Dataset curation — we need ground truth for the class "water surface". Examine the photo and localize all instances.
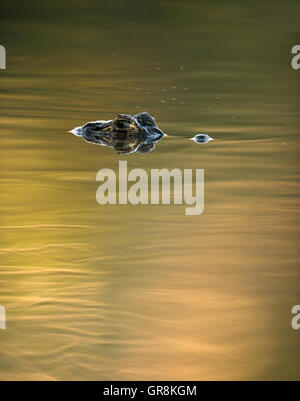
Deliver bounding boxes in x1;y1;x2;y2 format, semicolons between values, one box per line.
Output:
0;0;300;380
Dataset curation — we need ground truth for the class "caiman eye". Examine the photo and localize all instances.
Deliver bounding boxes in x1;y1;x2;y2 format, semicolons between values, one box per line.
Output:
115;121;125;129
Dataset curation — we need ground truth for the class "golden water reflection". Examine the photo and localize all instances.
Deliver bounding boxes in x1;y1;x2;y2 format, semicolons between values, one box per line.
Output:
0;0;300;380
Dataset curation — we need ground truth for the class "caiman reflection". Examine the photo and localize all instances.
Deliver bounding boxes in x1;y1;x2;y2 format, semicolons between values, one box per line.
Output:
71;112;166;154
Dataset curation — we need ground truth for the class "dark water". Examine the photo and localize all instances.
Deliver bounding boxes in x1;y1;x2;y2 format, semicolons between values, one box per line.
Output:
0;0;300;380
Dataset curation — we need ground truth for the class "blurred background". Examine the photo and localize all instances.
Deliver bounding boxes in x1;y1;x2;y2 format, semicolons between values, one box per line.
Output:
0;0;299;380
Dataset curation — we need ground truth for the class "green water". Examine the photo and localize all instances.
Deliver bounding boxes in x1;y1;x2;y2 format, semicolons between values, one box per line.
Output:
0;0;299;380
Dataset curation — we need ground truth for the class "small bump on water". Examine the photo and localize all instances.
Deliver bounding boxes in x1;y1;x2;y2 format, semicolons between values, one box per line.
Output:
192;134;214;144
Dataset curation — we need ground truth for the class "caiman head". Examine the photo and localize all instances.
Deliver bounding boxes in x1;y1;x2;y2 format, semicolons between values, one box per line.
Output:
71;112;165;154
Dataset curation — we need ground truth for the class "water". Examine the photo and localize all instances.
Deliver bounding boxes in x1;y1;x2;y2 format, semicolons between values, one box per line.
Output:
0;0;299;380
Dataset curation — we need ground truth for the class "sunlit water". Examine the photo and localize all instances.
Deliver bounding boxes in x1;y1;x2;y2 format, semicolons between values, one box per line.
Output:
0;0;300;380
